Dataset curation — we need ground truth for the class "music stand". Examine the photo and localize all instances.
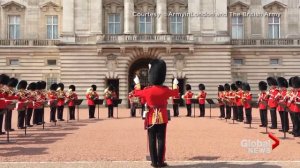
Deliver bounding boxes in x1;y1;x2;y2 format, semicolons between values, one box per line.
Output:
173;99;181;117
206;99;215;119
191;99;198;118
113;99;122;119
74;99;83;121
94;99;104;119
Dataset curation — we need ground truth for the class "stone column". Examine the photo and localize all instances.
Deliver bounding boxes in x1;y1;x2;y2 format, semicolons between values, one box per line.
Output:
201;0;215;35
90;0;103;34
156;0;167;34
62;0;75;42
215;0;227;34
188;0;200;34
124;0;135;34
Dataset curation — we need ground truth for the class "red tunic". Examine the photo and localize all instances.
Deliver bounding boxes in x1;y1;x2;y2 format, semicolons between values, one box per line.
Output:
258;92;268;110
172;92;180;104
277;89;287;112
105;92;117;106
48;91;57;106
86;92;99;106
287;89;296;112
67;92;78;107
34;91;46;109
5;92;18;110
291;90;300;113
197;91;207;104
183;91;193;105
230;91;236;106
16;92;27;111
243;92;252;109
134;86;179;125
218;91;224;106
268;88;279;108
0;92;6;109
235;90;243;106
57;91;66;106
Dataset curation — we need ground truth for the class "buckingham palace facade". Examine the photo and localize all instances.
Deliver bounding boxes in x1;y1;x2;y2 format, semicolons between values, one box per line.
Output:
0;0;300;105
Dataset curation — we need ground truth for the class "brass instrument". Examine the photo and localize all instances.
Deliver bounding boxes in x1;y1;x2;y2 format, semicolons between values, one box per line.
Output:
56;87;65;99
104;88;112;99
257;92;267;107
67;89;75;100
87;88;97;100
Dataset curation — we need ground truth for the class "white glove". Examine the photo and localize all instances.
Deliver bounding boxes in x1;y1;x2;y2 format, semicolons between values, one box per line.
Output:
134;75;140;84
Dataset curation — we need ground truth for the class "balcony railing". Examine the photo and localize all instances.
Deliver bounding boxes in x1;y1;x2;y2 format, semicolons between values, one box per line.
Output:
231;39;300;46
0;39;60;46
102;34;194;43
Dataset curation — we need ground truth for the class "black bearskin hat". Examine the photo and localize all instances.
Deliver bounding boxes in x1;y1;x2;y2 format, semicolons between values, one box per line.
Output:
69;85;76;91
198;84;205;91
258;81;268;91
50;83;58;91
148;59;166;85
36;81;42;90
17;80;27;90
108;85;114;91
242;82;251;91
40;81;46;90
293;76;300;89
267;77;278;86
235;81;243;89
58;83;64;90
289;77;295;88
8;78;18;88
0;74;10;85
27;82;37;91
224;83;230;91
91;84;97;91
218;85;224;91
231;83;237;91
277;77;288;88
186;84;191;91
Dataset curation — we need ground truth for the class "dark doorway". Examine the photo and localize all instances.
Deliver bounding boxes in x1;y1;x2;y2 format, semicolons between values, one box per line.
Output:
106;79;119;98
172;78;186;107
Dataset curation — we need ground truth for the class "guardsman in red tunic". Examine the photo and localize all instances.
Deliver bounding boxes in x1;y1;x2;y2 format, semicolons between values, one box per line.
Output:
258;81;268;127
48;83;58;122
104;85;117;118
277;77;289;132
67;85;78;120
33;81;45;125
0;74;10;134
56;83;66;121
16;80;28;129
235;81;244;122
183;84;193;117
128;86;138;117
291;76;300;137
266;77;279;129
197;84;207;117
171;79;180;117
26;82;36;127
287;77;296;135
86;85;99;119
134;59;179;168
40;81;47;124
223;83;231;119
5;78;18;131
217;85;225;118
230;84;238;120
242;82;252;124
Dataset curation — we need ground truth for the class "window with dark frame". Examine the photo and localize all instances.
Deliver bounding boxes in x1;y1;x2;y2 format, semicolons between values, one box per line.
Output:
9;58;19;65
270;58;279;65
47;59;57;66
233;58;244;65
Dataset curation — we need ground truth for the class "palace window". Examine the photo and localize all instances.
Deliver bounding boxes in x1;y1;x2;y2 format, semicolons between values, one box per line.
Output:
170;16;183;34
47;59;57;66
139;16;152;34
270;58;280;65
233;58;244;65
8;58;19;66
46;77;57;89
268;16;280;39
231;16;244;39
108;14;121;34
8;15;20;39
47;16;58;39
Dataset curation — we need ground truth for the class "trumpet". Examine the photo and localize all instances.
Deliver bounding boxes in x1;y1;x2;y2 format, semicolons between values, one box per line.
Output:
87;88;97;100
104;88;112;99
16;89;29;100
67;89;75;100
56;87;65;99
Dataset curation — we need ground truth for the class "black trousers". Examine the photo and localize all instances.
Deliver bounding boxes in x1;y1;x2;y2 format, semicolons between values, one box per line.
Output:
141;104;145;117
292;112;300;136
245;108;252;123
259;109;268;126
18;110;26;128
225;105;231;119
237;106;244;121
130;104;136;117
50;106;57;121
0;109;5;132
5;109;12;130
290;112;296;133
199;104;205;117
57;106;64;120
26;108;33;126
69;106;75;120
148;123;167;165
279;111;289;132
88;105;95;118
269;108;277;128
186;104;192;116
33;108;43;124
232;106;238;120
108;105;114;117
219;105;225;118
173;104;179;117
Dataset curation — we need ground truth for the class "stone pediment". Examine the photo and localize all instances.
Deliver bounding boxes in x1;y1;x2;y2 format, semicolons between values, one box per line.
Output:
135;0;155;12
104;0;123;13
168;0;187;12
263;1;287;12
104;0;123;7
168;0;187;7
40;1;62;12
1;1;26;12
228;1;249;12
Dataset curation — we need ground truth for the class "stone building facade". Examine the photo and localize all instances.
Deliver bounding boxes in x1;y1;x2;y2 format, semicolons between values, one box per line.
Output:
0;0;300;105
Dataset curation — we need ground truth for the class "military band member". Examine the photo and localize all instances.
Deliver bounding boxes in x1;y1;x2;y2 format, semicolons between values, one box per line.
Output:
4;78;18;131
133;59;179;167
242;83;252;124
128;87;137;117
104;85;117;118
67;85;78;120
258;81;268;127
86;85;99;119
266;77;279;129
57;83;66;121
40;81;47;124
183;84;193;117
224;83;231;119
0;74;10;134
33;81;45;125
16;80;28;129
48;83;58;122
217;85;225;118
172;80;180;117
230;84;238;120
26;82;36;127
277;77;289;132
197;84;206;117
290;76;300;137
287;77;296;135
235;81;244;122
